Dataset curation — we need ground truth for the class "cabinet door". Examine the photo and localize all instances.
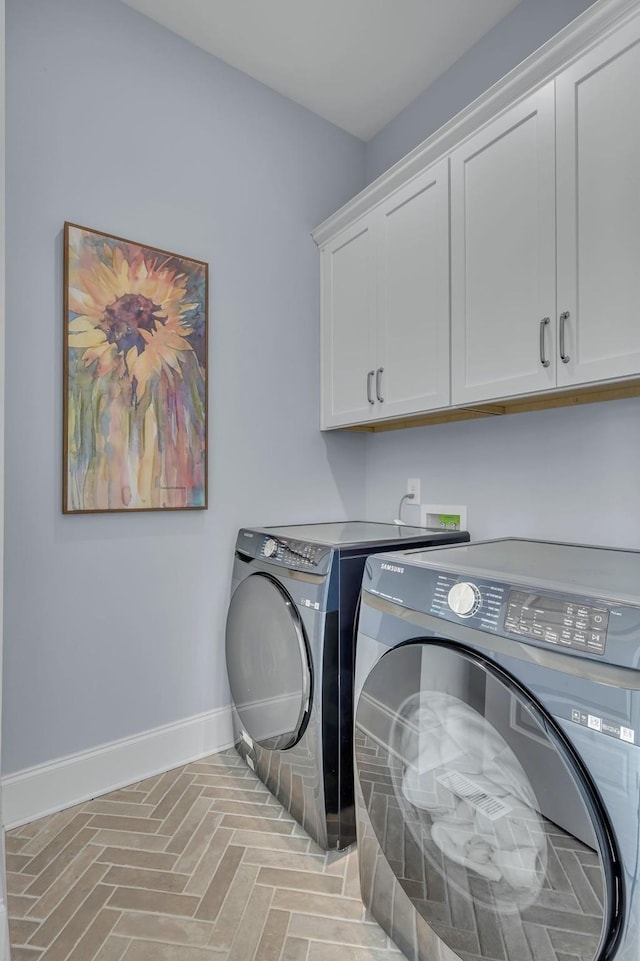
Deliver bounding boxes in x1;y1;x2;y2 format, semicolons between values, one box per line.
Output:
557;17;640;387
320;220;377;428
376;158;450;419
451;83;557;405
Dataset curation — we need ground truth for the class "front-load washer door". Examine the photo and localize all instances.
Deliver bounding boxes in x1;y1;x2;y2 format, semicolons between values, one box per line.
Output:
355;640;622;961
226;573;312;752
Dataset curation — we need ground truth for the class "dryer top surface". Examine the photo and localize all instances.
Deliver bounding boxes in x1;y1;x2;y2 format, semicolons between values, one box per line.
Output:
386;537;640;607
256;520;465;549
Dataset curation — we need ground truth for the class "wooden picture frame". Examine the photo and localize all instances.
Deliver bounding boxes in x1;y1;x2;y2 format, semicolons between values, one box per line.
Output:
63;223;208;513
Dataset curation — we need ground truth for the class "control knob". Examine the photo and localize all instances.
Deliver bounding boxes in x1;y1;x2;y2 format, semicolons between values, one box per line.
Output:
263;538;278;558
447;582;481;617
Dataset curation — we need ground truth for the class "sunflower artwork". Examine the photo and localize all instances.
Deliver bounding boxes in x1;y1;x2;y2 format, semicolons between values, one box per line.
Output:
64;223;208;512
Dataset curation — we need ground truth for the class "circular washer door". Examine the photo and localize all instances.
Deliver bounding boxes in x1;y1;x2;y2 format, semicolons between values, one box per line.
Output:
225;573;312;751
355;641;622;961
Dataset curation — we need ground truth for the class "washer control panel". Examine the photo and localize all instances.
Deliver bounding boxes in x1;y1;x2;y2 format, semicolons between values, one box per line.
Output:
431;575;610;654
504;590;609;655
364;550;639;667
431;574;505;632
447;582;481;617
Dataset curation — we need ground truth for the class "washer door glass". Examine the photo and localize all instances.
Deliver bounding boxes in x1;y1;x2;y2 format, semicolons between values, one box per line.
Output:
226;573;312;751
355;641;621;961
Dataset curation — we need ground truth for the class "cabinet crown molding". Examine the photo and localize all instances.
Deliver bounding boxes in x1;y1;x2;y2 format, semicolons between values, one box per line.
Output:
312;0;640;247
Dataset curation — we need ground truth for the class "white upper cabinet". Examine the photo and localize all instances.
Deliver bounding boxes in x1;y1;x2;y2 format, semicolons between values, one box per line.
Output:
320;159;450;428
556;16;640;387
452;17;640;407
450;84;557;405
320;220;377;428
315;2;640;429
376;159;450;420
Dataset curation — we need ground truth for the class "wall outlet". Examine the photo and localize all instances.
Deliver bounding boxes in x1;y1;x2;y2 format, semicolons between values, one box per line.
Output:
420;504;468;532
407;478;421;502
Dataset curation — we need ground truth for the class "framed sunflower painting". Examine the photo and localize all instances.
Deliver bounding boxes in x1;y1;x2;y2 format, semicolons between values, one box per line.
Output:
63;223;208;513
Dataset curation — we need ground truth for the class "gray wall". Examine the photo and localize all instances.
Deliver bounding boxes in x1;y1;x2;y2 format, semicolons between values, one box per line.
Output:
3;0;366;774
365;0;598;183
364;401;640;549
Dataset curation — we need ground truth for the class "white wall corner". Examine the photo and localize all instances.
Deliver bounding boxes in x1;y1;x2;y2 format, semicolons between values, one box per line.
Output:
0;906;7;961
1;0;9;951
1;705;234;830
0;831;7;961
0;823;7;961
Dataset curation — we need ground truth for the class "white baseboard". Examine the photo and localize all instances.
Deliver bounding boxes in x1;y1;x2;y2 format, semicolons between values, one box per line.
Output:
1;705;234;830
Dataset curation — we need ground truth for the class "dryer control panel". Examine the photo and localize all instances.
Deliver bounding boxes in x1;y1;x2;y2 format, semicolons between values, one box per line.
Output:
236;529;332;575
259;536;325;571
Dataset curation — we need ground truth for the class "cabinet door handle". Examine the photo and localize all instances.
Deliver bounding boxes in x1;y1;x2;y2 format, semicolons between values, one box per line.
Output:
367;370;375;404
376;367;384;403
559;311;570;364
539;318;550;368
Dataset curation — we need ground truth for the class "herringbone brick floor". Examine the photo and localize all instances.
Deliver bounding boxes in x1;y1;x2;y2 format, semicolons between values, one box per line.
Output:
5;749;405;961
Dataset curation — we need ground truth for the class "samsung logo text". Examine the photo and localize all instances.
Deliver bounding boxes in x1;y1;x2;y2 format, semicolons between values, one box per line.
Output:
381;563;404;574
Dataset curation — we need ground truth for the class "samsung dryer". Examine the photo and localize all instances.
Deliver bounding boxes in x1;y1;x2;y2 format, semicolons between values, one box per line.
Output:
354;538;640;961
225;521;469;851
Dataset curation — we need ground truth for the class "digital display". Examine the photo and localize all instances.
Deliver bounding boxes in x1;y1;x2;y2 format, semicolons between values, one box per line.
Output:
505;590;608;655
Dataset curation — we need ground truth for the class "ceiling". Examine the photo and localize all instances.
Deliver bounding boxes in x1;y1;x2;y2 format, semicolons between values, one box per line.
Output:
120;0;524;140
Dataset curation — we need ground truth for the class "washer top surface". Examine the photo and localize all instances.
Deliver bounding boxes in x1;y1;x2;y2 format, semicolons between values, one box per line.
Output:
390;537;640;606
258;521;462;548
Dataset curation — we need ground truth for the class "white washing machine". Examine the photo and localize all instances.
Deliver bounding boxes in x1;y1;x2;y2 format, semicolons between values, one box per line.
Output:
354;538;640;961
